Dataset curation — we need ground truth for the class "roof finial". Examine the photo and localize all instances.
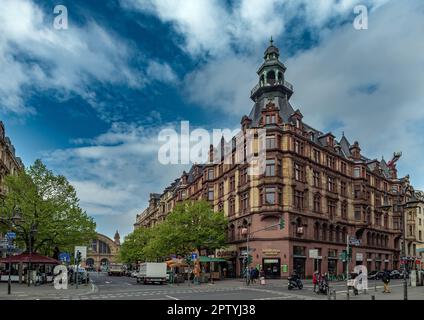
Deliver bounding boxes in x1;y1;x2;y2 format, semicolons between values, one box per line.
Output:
270;36;274;46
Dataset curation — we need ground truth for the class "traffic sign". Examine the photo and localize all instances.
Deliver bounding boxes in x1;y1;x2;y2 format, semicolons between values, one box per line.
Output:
59;252;71;263
191;253;198;261
6;232;16;240
349;237;361;246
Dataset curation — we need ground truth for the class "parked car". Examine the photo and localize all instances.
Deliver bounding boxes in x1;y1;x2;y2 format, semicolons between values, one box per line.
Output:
390;270;401;279
69;267;89;284
367;270;384;280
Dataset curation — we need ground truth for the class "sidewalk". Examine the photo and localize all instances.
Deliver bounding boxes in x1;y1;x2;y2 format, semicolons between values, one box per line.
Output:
0;282;96;300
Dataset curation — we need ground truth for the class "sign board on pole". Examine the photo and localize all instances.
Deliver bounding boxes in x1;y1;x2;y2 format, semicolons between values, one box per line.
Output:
349;237;361;246
74;246;87;260
6;232;16;240
309;249;319;259
59;252;71;263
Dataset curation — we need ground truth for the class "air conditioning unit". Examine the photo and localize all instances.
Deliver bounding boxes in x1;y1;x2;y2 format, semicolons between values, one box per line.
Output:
297;227;304;234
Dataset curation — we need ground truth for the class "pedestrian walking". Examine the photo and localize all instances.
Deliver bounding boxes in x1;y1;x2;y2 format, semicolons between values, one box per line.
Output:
250;267;256;284
312;271;319;293
382;269;391;293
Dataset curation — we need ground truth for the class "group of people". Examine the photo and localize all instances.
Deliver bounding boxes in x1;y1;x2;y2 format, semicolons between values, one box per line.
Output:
247;266;264;285
312;271;329;294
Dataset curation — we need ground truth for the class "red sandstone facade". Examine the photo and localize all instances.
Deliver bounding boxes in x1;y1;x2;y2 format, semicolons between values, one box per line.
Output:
135;41;412;279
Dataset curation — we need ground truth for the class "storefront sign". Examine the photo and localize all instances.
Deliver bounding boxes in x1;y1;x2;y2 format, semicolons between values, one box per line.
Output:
263;259;279;264
356;253;363;262
262;249;280;256
309;249;319;259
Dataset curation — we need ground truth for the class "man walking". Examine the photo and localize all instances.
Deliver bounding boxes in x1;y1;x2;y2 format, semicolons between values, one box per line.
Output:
382;269;391;293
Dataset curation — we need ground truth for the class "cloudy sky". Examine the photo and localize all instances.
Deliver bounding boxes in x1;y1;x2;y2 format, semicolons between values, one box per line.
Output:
1;0;423;239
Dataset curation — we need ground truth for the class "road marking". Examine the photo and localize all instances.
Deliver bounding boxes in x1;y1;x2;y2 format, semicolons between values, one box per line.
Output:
166;295;179;300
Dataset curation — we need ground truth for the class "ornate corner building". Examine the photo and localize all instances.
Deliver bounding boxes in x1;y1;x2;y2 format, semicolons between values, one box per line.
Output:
135;41;417;279
0;121;24;258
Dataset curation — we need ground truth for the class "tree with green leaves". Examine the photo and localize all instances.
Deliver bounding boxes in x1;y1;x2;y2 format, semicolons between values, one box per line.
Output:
143;200;228;260
0;159;96;256
119;227;153;263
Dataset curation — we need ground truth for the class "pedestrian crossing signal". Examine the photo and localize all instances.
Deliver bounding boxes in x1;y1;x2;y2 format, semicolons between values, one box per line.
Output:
279;218;285;230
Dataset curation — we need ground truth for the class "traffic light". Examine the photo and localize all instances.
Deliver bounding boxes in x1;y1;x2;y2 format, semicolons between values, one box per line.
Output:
76;251;82;265
279;217;285;230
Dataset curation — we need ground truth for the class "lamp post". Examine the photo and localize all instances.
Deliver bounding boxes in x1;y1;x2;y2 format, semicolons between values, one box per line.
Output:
27;223;37;287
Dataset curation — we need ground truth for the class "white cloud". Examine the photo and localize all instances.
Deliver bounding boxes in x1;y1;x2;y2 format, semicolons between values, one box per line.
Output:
286;0;424;188
0;0;179;116
122;0;424;191
43;122;189;237
147;61;179;84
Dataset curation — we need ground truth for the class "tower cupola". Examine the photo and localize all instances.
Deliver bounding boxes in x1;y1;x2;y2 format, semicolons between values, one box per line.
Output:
251;37;293;101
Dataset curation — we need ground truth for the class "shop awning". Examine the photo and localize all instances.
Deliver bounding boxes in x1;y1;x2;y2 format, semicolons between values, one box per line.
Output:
198;256;226;263
166;259;188;268
0;252;60;265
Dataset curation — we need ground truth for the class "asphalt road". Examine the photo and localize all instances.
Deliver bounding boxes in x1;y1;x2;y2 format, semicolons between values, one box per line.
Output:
52;272;421;301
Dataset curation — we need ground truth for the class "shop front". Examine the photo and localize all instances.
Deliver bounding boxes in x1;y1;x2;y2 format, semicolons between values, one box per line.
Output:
262;258;281;279
215;247;238;278
262;248;281;279
293;246;306;278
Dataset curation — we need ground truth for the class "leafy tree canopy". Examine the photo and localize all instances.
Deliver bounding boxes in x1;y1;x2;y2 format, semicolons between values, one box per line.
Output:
0;159;96;256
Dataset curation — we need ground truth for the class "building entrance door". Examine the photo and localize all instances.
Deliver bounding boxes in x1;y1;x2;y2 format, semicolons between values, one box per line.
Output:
293;257;306;278
262;258;281;279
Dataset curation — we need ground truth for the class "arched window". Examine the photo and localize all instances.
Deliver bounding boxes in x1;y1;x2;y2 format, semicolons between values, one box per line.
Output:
313;194;321;213
341;201;348;219
342;227;347;244
266;70;276;85
229;224;235;241
329;225;335;242
260;74;265;86
336;226;341;243
322;224;328;241
314;222;320;240
277;72;283;82
98;240;111;254
86;258;94;267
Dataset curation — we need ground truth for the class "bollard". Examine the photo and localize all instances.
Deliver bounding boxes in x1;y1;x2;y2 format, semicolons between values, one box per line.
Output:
371;295;375;300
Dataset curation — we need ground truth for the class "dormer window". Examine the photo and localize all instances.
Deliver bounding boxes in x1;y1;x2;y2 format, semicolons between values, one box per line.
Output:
296;119;301;129
265;114;276;125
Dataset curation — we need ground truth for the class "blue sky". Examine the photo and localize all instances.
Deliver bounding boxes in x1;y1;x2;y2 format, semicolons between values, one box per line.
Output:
1;0;423;239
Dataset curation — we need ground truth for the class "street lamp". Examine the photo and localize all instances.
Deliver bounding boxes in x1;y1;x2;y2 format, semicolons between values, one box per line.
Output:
27;223;37;287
